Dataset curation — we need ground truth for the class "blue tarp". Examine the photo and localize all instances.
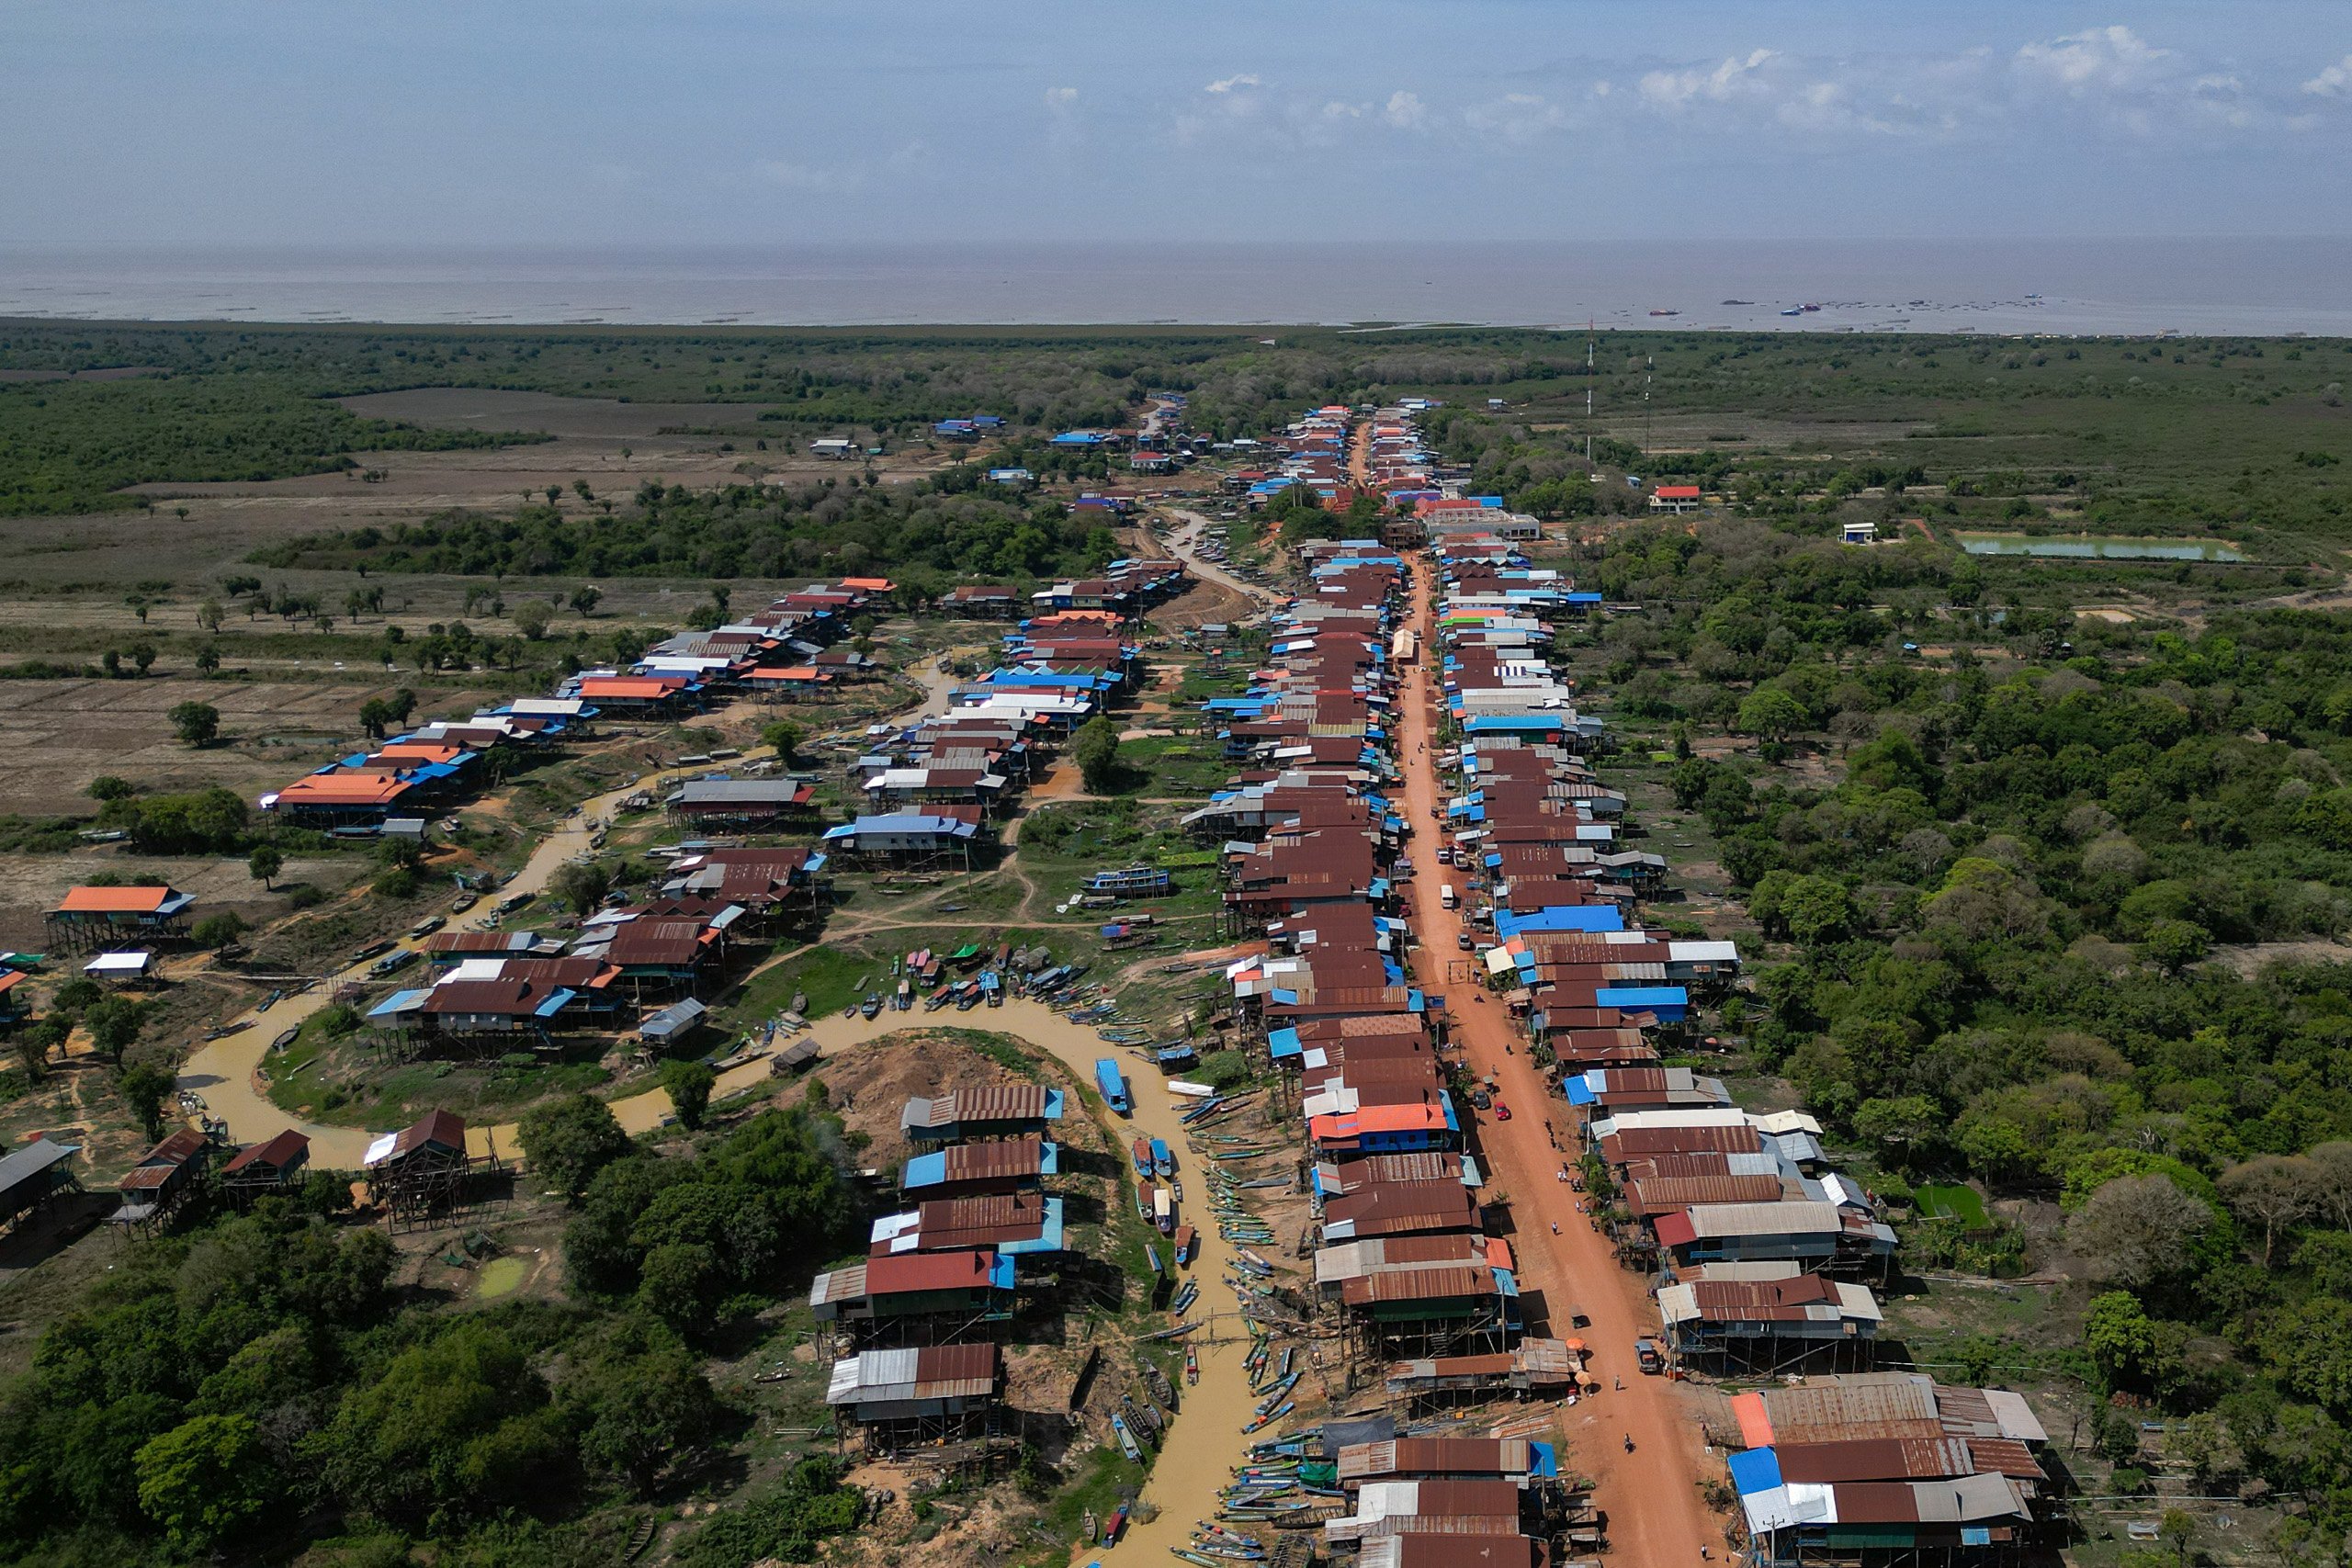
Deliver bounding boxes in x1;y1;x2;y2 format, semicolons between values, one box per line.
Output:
368;988;429;1021
1268;1027;1303;1061
1727;1449;1783;1496
1564;1077;1598;1106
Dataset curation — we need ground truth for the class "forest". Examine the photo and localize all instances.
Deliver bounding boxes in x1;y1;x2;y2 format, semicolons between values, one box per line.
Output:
246;468;1118;587
1591;513;2352;1527
0;1103;862;1567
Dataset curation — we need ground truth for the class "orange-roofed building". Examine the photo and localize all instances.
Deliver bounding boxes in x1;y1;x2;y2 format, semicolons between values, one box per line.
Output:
1649;484;1702;513
44;885;195;951
576;675;698;714
1308;1101;1461;1156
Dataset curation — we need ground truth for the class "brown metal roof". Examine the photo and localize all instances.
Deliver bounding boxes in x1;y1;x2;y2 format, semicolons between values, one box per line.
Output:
1340;1266;1499;1306
914;1341;1002;1396
900;1086;1054;1131
938;1136;1049;1181
222;1129;310;1175
1340;1438;1534;1483
1771;1437;1977;1484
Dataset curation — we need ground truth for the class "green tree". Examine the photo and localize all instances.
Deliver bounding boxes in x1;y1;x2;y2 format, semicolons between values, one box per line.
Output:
2086;1290;2161;1393
87;775;135;803
662;1059;717;1132
1736;685;1810;742
192;642;220;675
512;602;551;641
1071;715;1121;792
2140;918;2211;975
248;844;282;890
516;1093;631;1199
118;1063;175;1142
761;719;804;763
569;584;603;615
191;911;246;950
83;997;144;1066
135;1414;277;1551
548;860;612;916
167;700;219;747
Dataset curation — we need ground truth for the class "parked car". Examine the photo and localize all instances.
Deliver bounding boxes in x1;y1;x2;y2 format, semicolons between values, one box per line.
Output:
1456;931;1476;951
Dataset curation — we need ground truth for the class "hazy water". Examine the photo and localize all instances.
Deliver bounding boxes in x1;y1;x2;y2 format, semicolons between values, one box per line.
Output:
3;239;2347;335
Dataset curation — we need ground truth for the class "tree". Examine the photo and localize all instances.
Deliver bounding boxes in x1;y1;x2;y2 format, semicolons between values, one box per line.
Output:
516;1093;631;1198
135;1414;277;1551
2161;1508;2197;1568
2086;1290;2162;1392
2067;1175;2213;1289
1736;685;1810;742
2222;1155;2321;1265
548;860;612;916
512;602;551;641
248;844;282;891
2306;1140;2352;1231
1071;715;1121;792
196;598;224;633
83;997;144;1066
662;1059;717;1132
569;584;603;615
193;642;220;675
87;775;134;803
118;1063;175;1141
1852;1096;1944;1174
761;719;804;764
2141;918;2211;975
167;700;220;747
191;911;245;950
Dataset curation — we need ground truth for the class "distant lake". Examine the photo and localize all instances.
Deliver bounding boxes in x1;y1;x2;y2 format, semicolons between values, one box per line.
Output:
1955;533;2247;561
3;237;2350;334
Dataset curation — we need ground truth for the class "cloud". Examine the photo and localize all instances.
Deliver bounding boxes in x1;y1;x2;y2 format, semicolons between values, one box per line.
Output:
1045;85;1078;107
2306;54;2352;97
1382;90;1429;130
2013;25;2171;93
1463;92;1576;143
1204;73;1260;95
752;158;856;192
1638;48;1776;108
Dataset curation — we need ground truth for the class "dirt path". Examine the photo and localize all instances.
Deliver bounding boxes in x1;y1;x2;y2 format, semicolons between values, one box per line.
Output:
175;666;967;1164
1392;562;1723;1558
1159;512;1281;615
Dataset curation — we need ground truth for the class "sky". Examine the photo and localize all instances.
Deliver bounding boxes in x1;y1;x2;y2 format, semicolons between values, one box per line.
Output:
6;0;2351;250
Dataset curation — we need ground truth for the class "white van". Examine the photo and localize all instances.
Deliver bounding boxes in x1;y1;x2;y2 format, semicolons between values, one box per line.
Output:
1440;884;1458;910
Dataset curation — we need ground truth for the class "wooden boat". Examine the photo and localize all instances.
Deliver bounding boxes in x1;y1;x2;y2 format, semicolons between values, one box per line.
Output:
1146;1361;1176;1407
1186;1343;1199;1384
1134;1137;1156;1177
1114;1414;1143;1462
1108;1503;1132;1543
1175;1224;1196;1266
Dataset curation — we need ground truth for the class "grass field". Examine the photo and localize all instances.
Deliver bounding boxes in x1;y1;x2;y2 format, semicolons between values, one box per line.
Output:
1914;1183;1992;1228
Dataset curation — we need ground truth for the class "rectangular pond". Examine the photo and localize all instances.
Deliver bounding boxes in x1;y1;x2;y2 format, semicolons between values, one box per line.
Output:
1955;532;2246;561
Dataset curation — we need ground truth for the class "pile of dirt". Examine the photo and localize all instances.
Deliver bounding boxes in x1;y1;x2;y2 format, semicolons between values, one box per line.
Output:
811;1028;1068;1172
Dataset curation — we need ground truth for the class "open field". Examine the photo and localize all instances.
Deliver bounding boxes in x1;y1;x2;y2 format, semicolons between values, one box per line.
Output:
0;676;394;811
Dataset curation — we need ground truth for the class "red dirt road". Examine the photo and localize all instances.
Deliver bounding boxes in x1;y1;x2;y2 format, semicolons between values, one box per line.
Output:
1395;563;1723;1560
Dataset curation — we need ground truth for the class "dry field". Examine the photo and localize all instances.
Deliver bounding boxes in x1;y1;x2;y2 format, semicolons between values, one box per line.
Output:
0;849;361;953
0;676;395;813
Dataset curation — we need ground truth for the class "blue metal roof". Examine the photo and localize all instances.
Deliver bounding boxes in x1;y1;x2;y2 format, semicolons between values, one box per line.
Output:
1595;987;1688;1010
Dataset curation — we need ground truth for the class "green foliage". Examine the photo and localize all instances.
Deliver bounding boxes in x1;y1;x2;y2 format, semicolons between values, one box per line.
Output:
564;1108;848;1332
93;786;248;854
0;372;533;515
134;1413;278;1551
547;860;611;916
191;911;247;949
681;1457;863;1568
166;700;220;747
117;1063;175;1141
515;1093;630;1199
1071;715;1122;793
660;1059;717;1132
248;843;283;887
252;476;1112;586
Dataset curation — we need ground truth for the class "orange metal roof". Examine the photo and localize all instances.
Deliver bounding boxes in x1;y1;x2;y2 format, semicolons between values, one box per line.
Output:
747;666;826;681
56;886;175;913
579;676;685;697
277;774;411;804
375;743;464;762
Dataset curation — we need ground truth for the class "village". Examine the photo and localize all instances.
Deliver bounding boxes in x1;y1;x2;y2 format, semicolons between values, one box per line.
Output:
0;394;2063;1568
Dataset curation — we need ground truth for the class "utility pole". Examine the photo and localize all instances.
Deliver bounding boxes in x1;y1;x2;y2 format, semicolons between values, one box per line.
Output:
1644;355;1655;455
1584;320;1595;478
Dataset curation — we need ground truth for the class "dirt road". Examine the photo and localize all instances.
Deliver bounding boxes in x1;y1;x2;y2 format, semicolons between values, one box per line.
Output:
175;667;966;1165
1391;561;1722;1557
